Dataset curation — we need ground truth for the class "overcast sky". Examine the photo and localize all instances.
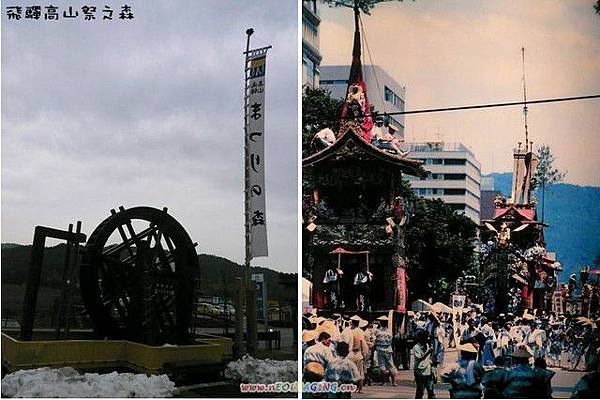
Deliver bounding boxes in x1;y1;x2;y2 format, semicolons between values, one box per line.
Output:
319;0;600;186
1;1;298;273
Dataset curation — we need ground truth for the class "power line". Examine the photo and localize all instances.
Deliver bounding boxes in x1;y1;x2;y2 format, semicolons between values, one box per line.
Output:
339;94;600;119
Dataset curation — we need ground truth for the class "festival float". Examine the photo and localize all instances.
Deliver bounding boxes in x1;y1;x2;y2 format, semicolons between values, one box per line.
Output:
479;142;563;316
301;3;426;331
478;52;566;317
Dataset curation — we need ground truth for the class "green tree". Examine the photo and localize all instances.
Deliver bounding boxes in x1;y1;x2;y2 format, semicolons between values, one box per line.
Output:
301;85;344;157
595;0;600;15
322;0;408;14
532;145;566;223
405;196;480;303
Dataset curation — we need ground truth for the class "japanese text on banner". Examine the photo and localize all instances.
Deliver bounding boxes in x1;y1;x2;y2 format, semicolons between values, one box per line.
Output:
246;53;268;258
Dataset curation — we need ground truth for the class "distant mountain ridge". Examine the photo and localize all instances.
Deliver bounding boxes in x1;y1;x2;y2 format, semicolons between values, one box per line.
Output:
0;244;296;304
1;243;23;249
485;172;600;280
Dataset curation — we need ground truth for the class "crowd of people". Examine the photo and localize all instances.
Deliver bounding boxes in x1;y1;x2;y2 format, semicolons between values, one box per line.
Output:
302;313;397;398
312;117;409;157
301;308;600;398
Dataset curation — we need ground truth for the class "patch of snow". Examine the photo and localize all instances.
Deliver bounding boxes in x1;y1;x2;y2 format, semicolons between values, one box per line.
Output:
224;355;297;384
1;367;175;398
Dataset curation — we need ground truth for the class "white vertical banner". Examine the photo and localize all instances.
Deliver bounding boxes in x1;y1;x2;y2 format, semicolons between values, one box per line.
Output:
245;48;270;258
451;294;466;346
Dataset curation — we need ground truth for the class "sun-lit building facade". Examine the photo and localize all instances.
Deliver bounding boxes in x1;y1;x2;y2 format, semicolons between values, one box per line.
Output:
302;1;321;88
405;142;481;224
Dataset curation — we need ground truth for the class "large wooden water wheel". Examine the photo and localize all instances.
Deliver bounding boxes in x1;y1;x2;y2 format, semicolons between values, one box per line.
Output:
79;206;198;345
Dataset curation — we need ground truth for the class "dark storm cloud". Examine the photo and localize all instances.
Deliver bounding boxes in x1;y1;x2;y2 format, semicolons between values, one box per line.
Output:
1;0;298;272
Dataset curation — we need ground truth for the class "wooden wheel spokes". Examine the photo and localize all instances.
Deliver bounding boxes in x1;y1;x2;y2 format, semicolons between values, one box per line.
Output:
79;206;199;345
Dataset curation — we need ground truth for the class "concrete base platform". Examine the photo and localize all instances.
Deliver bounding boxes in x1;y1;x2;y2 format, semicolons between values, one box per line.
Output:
1;332;232;376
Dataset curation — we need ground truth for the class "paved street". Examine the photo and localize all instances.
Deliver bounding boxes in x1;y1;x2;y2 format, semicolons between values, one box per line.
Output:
355;350;585;399
356;368;585;399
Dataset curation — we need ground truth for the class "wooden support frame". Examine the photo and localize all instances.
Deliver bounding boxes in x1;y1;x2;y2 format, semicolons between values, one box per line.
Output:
21;225;86;341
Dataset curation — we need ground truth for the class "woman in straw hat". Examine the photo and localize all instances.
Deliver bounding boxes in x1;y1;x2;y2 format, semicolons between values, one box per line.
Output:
441;343;484;399
303;331;335;382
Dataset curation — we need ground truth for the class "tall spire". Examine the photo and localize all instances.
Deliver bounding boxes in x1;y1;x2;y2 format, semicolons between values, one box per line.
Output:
340;0;373;141
509;47;538;206
348;2;363;85
522;47;529;149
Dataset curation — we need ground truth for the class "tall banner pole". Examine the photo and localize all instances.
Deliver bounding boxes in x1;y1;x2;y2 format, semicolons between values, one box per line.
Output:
243;27;254;356
236;28;254;358
243;29;271;355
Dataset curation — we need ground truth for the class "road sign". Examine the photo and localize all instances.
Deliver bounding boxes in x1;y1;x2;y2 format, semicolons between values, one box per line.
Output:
251;274;267;322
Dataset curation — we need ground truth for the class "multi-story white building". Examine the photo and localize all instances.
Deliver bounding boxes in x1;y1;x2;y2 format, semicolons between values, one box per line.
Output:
302;1;321;88
405;142;482;224
320;64;406;138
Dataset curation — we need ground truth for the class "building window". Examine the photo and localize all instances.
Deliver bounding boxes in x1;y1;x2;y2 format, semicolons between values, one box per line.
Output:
303;18;318;40
306;59;314;87
303;0;317;14
444;173;466;180
388;116;403;131
302;16;319;51
444;158;466;165
384;85;404;109
415;188;445;196
426;158;443;165
302;59;308;86
320;79;348;85
303;56;317;87
444;188;466;195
